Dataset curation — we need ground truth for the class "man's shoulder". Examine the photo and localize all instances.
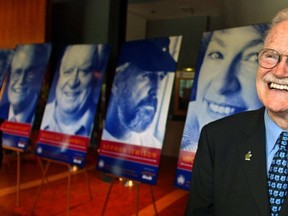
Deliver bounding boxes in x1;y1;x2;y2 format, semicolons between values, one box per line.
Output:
0;102;10;119
0;101;10;110
40;101;55;129
205;107;265;130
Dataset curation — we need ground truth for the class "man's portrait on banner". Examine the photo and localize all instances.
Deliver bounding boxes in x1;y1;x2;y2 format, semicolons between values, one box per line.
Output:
102;37;180;149
40;44;109;137
0;44;51;124
180;24;268;152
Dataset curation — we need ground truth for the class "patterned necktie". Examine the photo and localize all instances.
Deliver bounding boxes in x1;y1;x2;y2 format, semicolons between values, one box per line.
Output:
268;131;288;215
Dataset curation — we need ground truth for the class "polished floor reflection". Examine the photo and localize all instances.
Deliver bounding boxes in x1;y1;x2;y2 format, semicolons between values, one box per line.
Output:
0;148;188;215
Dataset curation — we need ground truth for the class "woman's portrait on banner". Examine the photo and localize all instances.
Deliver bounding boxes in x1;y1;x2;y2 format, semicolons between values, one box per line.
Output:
180;24;268;152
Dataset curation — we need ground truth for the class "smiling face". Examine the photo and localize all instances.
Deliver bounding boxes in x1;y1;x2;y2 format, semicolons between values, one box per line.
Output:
56;45;96;116
115;64;165;132
196;26;264;128
8;46;45;113
256;20;288;121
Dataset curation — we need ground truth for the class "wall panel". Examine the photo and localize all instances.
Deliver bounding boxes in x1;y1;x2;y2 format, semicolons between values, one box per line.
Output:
0;0;48;48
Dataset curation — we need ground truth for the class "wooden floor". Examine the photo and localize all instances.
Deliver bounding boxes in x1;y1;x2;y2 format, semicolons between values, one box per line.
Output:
0;148;189;216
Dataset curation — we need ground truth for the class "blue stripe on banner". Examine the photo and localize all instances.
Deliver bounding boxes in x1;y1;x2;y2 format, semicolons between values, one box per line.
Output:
174;168;192;191
96;155;159;185
35;143;87;168
2;133;29;150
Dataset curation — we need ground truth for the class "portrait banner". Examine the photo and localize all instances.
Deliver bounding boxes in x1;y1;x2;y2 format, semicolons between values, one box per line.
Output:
97;36;182;185
36;44;110;167
0;44;52;151
174;24;268;190
0;49;13;89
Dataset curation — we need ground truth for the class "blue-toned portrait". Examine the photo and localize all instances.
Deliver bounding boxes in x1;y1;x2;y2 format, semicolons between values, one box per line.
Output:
102;37;181;149
40;44;110;137
181;24;268;152
0;44;51;123
0;49;13;89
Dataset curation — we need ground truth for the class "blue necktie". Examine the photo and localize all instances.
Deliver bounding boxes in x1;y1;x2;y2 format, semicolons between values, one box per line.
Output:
268;131;288;215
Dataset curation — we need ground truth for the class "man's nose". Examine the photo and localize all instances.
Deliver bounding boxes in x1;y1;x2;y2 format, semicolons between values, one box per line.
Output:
14;71;26;85
68;69;80;86
148;74;163;96
273;56;288;78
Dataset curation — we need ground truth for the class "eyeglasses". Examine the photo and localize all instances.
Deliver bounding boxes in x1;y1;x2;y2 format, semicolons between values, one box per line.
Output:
258;48;288;69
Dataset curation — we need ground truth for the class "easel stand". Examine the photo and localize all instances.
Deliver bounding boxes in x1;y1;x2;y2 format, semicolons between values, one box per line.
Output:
31;158;93;216
3;145;24;207
101;174;158;216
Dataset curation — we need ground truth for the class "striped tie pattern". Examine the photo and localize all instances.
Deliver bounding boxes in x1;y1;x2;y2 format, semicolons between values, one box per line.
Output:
268;131;288;215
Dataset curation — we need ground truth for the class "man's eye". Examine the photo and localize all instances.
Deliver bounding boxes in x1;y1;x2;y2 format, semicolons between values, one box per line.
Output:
11;70;21;78
208;51;224;60
63;69;73;75
79;69;90;76
264;53;279;60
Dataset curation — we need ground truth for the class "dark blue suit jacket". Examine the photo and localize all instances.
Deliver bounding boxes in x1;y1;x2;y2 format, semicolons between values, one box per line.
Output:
185;107;288;216
0;102;34;124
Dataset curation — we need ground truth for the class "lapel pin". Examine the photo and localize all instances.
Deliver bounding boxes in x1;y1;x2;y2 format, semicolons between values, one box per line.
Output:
245;151;252;161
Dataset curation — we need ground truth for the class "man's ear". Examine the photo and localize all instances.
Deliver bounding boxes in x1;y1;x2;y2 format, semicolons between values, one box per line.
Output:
111;80;126;95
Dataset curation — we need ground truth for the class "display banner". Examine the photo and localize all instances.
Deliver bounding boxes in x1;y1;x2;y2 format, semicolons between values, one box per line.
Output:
0;44;52;150
174;24;268;190
36;44;110;167
97;36;182;185
0;49;13;89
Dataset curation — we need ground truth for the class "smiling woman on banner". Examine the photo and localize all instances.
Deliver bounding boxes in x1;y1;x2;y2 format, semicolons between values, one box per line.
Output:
180;24;268;152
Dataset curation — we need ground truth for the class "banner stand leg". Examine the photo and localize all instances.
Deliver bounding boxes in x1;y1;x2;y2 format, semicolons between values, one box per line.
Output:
3;145;24;207
31;158;92;216
101;175;116;216
100;174;158;216
31;159;51;214
2;148;13;171
150;185;158;215
136;181;139;216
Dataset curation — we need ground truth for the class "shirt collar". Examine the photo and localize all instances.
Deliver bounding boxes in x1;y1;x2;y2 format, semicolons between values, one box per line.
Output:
8;95;36;123
264;109;284;154
49;100;94;136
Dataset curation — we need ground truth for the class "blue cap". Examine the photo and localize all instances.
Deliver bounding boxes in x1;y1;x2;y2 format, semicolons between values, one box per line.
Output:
118;37;176;72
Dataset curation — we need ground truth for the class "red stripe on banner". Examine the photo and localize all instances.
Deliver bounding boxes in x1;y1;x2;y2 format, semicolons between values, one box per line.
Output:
0;121;31;137
177;150;195;170
99;140;161;166
38;130;89;151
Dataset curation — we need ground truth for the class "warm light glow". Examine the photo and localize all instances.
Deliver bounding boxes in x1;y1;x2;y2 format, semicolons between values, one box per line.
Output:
71;166;78;172
183;67;194;72
127;180;134;187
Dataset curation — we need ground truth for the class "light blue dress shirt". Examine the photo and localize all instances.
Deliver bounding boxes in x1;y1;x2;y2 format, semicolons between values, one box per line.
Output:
264;109;286;175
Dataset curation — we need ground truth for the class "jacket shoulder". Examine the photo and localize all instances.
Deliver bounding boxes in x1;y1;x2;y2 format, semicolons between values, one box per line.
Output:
204;107;265;132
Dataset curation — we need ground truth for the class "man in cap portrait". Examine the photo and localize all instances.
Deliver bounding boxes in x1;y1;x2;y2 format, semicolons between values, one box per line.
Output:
102;38;177;149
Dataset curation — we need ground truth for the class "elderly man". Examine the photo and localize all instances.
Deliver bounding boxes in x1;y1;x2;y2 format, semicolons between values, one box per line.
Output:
41;44;105;137
0;44;51;123
185;8;288;216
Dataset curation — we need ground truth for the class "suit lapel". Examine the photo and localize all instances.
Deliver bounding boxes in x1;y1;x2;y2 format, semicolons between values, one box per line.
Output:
237;108;270;216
